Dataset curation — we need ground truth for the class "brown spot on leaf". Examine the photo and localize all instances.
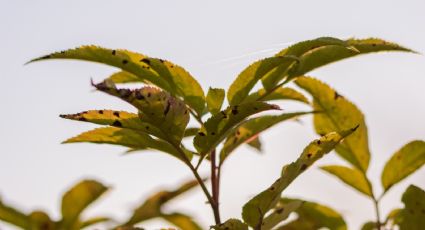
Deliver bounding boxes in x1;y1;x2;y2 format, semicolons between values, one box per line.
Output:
307;153;312;158
276;207;284;214
119;89;131;98
145;126;150;130
122;59;128;65
198;132;206;136
164;101;171;115
300;164;308;171
113;111;120;117
135;91;145;100
231;106;238;115
334;91;341;100
98;110;104;114
78;117;87;121
112;50;116;55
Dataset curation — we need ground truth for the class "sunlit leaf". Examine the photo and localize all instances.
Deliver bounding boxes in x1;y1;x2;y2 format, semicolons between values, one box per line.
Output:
161;213;202;230
277;37;414;78
276;198;347;230
206;88;225;114
227;56;299;105
107;71;143;84
296;76;370;172
220;112;312;163
261;199;303;230
242;128;356;227
92;81;190;144
30;211;55;230
63;127;189;161
0;198;30;229
381;140;425;191
320;165;373;197
397;185;425;230
60;180;108;229
80;216;111;229
194;102;279;155
123;180;199;226
29;46;205;115
60;110;166;140
212;219;248;230
244;87;309;104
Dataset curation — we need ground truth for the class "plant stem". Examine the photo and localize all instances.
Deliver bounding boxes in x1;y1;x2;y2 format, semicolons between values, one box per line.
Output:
372;196;381;229
171;143;221;225
210;149;222;224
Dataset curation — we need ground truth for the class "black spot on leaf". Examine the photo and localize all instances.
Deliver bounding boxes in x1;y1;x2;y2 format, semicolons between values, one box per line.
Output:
135;91;145;100
300;164;308;171
112;50;116;55
112;120;122;127
231;106;238;115
198;132;206;136
122;59;128;65
140;58;150;64
307;153;312;158
78;117;87;121
334;91;341;100
113;111;120;117
276;208;284;214
98;110;104;114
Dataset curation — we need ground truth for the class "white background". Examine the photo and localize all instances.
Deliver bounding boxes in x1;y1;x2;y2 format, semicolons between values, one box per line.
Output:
1;0;424;229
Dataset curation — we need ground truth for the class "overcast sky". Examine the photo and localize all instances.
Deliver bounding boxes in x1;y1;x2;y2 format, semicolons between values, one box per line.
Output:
1;0;424;229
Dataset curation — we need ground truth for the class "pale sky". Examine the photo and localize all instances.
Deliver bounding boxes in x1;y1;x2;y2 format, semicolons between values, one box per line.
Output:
1;0;424;229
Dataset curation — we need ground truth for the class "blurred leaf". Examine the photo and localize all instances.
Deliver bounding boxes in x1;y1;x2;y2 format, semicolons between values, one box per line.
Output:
397;185;425;230
60;110;166;140
212;219;248;230
92;82;190;144
220;112;312;163
206;88;225;114
29;46;205;115
360;221;376;230
244;87;309;104
194;102;279;155
277;37;414;78
161;213;202;230
29;211;55;230
276;198;347;230
385;208;402;228
80;216;111;229
184;127;200;137
320;165;373;197
60;180;108;229
227;56;299;105
295;76;370;172
107;71;142;84
261;199;303;230
381;140;425;191
123;180;199;226
64;127;190;161
242;128;356;227
0;198;30;229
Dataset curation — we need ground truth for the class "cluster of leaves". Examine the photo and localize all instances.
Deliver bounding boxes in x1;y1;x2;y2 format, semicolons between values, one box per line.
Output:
1;37;424;229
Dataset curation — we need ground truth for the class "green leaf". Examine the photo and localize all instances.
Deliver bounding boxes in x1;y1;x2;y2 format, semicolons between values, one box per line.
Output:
295;76;370;172
242;128;356;227
385;208;402;228
320;165;373;197
276;198;347;230
206;88;225;114
123;180;199;226
29;211;55;230
92;81;190;144
60;180;108;229
64;127;189;161
29;46;205;115
184;127;200;137
212;219;248;230
246;136;262;152
277;37;414;78
244;87;309;104
161;213;202;230
261;199;303;230
227;56;299;105
107;71;143;84
220;112;312;163
80;216;111;229
381;140;425;191
194;102;279;155
397;185;425;230
60;110;166;140
0;198;30;229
